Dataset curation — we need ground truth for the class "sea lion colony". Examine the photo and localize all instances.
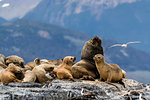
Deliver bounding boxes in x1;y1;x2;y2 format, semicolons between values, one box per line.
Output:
0;36;126;85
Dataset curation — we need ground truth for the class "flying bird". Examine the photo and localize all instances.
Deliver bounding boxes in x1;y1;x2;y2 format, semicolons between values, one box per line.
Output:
109;41;141;48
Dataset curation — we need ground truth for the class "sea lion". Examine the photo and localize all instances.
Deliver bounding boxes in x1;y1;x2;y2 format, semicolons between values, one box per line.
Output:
0;54;5;65
48;58;63;66
32;63;55;83
71;36;103;80
25;58;52;70
54;56;76;81
24;62;36;70
8;63;24;80
25;58;41;70
22;70;36;82
93;54;124;82
0;65;22;84
0;54;7;73
110;64;126;78
5;55;24;68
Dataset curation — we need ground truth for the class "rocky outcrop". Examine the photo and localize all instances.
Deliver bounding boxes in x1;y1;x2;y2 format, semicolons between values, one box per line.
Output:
0;79;149;100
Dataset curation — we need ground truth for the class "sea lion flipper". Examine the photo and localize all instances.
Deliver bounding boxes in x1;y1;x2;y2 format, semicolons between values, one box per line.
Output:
106;72;112;82
80;75;95;81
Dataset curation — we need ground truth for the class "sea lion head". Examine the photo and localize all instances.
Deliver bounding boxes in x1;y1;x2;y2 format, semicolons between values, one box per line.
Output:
41;64;55;72
89;36;102;47
7;65;22;73
5;55;24;68
93;54;104;63
34;58;41;65
63;56;76;65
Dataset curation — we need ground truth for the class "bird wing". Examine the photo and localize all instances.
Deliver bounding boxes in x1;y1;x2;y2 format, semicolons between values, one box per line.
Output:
109;44;123;48
127;41;141;44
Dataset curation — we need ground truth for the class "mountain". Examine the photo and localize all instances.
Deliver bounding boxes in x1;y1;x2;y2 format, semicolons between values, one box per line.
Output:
0;19;150;72
0;19;89;63
0;17;7;24
0;0;41;20
23;0;150;54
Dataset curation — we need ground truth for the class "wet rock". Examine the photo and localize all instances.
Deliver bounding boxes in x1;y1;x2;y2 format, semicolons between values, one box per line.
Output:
0;79;149;100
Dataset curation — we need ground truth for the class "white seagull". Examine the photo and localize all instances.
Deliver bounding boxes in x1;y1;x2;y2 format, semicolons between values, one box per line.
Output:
109;41;141;48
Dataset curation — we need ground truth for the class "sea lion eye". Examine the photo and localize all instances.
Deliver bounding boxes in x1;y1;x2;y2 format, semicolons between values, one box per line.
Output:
70;58;73;60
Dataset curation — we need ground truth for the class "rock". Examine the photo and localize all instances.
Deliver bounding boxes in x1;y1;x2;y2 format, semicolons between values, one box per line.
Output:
0;78;149;100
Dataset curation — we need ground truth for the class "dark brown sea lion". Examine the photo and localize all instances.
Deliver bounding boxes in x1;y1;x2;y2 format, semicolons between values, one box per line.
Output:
71;36;103;80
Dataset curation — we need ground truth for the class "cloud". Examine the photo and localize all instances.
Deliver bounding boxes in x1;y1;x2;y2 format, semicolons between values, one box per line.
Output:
64;35;85;47
38;30;51;39
11;33;24;37
120;49;129;57
12;46;20;52
2;3;10;8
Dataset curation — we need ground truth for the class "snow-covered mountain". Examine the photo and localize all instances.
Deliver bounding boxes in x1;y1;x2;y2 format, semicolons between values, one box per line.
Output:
22;0;150;54
23;0;138;25
0;0;41;20
1;0;150;54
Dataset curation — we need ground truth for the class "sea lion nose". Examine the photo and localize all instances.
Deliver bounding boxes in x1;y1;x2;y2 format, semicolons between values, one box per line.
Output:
49;67;54;71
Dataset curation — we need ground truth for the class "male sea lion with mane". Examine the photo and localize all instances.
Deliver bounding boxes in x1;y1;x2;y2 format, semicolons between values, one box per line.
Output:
71;36;103;80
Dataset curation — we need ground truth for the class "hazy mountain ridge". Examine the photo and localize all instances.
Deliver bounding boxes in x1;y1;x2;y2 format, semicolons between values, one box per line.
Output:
23;0;150;54
0;19;89;63
0;19;150;72
0;17;7;24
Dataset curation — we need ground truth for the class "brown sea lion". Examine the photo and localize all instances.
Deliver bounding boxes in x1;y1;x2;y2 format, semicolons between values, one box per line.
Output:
32;63;55;83
0;65;22;84
93;54;124;82
24;58;40;70
22;70;36;82
0;54;7;73
0;54;5;65
48;58;63;66
110;64;126;78
54;56;76;81
25;58;53;70
71;36;103;80
5;55;24;68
